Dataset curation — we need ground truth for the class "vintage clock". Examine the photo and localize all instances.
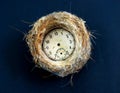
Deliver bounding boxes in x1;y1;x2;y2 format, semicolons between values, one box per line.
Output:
26;12;91;77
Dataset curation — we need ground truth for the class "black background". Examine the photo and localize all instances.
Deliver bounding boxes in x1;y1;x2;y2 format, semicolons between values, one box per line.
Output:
0;0;120;93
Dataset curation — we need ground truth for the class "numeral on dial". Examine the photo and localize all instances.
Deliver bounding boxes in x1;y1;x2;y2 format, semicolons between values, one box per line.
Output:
46;46;49;49
49;35;52;38
54;32;58;35
69;40;72;44
66;34;69;38
46;40;49;44
61;32;63;35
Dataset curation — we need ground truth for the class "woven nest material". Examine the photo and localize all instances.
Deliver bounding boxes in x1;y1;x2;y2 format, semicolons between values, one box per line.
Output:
26;11;91;77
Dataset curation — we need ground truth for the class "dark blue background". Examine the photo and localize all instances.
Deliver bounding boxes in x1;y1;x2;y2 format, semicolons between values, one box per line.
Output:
0;0;120;93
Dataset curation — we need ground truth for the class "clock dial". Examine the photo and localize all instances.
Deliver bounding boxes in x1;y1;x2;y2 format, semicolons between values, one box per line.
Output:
43;28;75;61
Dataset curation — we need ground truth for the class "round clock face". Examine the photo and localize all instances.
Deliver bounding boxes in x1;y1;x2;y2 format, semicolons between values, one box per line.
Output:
43;28;75;61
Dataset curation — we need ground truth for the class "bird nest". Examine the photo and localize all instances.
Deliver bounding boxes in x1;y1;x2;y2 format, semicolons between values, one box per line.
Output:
26;11;91;77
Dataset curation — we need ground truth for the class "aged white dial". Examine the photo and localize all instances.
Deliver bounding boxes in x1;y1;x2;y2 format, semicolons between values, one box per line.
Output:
43;28;75;61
